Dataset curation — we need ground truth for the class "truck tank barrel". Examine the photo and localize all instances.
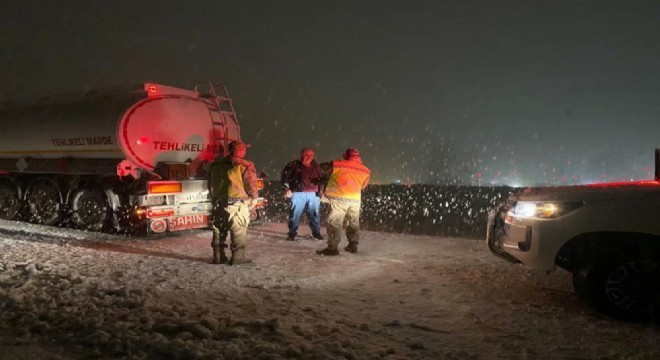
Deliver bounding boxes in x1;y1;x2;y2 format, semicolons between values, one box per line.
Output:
0;83;240;173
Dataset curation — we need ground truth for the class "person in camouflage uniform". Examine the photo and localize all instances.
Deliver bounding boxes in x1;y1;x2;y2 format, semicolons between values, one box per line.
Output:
315;148;371;256
208;140;258;265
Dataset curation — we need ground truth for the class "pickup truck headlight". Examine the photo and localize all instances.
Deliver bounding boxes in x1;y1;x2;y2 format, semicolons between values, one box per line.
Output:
510;201;583;219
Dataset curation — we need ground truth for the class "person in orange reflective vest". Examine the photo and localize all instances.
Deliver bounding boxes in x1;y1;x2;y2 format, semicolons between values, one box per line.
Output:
315;148;371;256
208;140;258;265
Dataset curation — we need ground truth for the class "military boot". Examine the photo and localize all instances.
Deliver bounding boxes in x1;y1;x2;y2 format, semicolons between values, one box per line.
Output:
212;247;229;264
229;258;253;266
229;249;253;266
316;246;339;256
344;242;358;254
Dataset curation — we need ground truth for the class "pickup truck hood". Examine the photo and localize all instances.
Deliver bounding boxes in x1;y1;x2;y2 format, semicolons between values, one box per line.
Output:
512;180;660;202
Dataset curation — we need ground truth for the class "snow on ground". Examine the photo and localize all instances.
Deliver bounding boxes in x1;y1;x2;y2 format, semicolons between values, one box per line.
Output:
0;220;658;360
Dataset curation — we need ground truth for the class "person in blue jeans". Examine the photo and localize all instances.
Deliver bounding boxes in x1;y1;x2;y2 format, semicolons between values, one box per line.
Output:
281;148;323;241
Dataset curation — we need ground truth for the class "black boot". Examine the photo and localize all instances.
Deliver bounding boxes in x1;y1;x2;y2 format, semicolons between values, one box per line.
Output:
212;247;229;264
316;247;339;256
344;242;358;253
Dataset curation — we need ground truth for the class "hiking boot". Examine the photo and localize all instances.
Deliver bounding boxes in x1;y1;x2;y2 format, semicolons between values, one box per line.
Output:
316;247;339;256
286;235;296;241
344;243;358;254
229;258;253;266
311;232;324;240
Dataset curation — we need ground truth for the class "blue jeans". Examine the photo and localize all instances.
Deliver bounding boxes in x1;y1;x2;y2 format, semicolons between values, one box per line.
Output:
288;192;321;237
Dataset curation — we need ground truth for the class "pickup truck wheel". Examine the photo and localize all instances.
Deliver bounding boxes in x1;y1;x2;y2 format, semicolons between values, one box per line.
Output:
572;267;591;300
573;257;660;321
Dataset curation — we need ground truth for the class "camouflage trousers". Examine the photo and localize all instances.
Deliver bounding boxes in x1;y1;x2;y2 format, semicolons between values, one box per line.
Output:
211;200;251;257
326;200;361;249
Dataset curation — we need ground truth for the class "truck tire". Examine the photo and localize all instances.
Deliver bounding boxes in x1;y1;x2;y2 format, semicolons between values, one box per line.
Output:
249;208;261;225
572;256;660;321
71;188;112;231
571;267;591;300
0;179;21;220
26;179;61;225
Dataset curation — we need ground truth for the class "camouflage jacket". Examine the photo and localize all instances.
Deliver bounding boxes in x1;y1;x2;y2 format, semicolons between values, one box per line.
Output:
208;156;258;201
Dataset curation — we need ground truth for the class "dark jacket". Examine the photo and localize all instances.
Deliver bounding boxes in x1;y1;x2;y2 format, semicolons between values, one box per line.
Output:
281;160;320;192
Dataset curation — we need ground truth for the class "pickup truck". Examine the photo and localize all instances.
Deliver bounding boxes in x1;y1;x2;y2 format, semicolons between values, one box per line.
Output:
487;176;660;321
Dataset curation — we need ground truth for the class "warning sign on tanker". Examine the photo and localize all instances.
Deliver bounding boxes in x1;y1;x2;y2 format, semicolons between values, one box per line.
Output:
51;136;114;147
153;141;221;153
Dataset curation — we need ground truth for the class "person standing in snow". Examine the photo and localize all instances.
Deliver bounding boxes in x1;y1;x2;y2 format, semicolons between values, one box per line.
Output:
315;148;371;256
208;140;258;265
280;148;324;241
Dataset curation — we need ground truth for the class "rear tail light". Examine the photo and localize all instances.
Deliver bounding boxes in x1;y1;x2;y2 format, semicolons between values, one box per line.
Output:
256;178;264;190
149;181;182;194
146;208;175;218
146;84;159;96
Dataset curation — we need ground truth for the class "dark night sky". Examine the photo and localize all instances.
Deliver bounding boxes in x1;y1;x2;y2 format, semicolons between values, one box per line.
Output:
2;0;660;185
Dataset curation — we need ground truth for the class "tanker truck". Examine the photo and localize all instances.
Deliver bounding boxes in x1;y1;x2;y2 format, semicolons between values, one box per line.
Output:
0;82;265;234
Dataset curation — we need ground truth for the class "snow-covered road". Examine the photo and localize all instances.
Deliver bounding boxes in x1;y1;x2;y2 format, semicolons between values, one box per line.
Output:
0;220;658;359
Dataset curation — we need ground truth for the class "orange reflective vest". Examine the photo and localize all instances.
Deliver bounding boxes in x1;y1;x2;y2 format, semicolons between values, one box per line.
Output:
324;159;370;202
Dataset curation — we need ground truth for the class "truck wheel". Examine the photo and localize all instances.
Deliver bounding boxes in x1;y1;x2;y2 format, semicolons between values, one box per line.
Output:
71;188;111;231
0;179;21;220
249;208;263;225
573;257;660;321
572;267;591;300
26;179;61;225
